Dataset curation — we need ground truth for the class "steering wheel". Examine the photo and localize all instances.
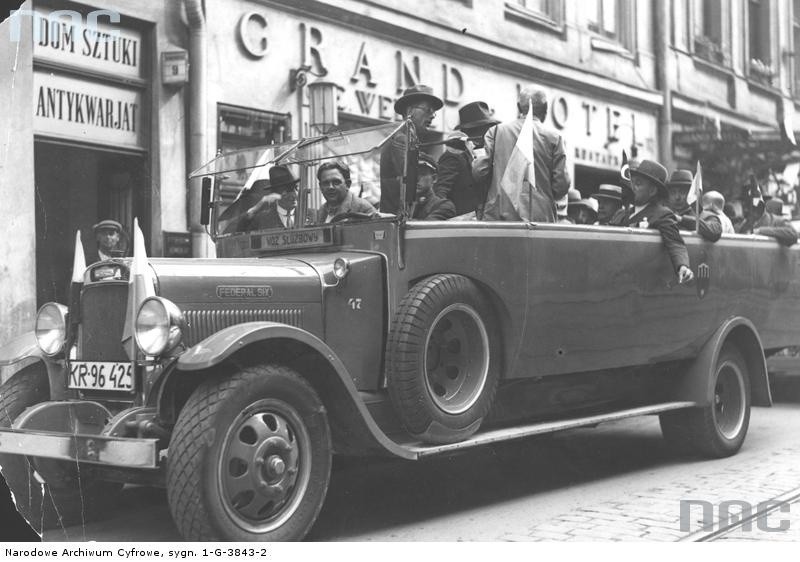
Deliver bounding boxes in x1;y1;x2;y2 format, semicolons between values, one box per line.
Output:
330;211;376;223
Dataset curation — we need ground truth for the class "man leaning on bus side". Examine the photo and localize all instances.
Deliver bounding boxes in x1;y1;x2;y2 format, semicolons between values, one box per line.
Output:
610;159;694;284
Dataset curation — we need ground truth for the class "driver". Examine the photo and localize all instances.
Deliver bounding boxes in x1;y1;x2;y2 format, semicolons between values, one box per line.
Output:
316;161;377;223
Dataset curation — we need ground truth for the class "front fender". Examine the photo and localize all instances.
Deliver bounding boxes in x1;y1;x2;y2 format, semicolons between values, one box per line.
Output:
0;332;44;366
176;322;415;460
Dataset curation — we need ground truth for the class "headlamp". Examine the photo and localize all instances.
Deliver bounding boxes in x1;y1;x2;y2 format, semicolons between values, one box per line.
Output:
135;297;185;356
333;258;350;280
35;303;68;356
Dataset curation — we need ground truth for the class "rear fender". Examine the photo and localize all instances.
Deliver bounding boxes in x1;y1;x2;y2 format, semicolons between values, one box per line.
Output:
671;317;770;407
173;322;414;459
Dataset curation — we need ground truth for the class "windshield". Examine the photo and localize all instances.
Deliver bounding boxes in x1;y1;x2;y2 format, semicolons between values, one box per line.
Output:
206;122;411;238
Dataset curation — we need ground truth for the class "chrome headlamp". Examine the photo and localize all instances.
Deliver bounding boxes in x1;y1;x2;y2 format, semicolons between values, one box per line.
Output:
35;303;68;356
134;297;185;356
333;257;350;280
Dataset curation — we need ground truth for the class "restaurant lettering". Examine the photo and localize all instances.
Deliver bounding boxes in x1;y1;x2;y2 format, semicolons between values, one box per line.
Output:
35;86;138;133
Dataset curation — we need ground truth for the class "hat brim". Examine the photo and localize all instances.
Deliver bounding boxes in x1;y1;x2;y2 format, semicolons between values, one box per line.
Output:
394;93;444;115
666;181;692;190
268;179;300;192
594;193;622;201
630;169;666;192
455;119;501;131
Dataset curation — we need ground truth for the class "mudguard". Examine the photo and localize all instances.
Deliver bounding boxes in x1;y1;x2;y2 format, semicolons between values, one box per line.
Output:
0;332;43;366
671;317;771;408
176;322;415;459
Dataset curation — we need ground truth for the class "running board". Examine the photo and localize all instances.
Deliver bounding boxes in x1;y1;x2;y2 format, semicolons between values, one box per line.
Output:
398;401;699;458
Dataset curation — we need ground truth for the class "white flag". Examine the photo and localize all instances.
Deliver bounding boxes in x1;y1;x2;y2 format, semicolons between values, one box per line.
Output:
121;218;156;360
686;161;703;205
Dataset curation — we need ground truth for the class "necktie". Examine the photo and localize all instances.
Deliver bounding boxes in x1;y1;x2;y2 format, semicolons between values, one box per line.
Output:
286;210;294;228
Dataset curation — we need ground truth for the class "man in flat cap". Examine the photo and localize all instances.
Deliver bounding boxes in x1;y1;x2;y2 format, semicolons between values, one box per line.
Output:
610;159;694;284
434;101;500;216
380;85;443;214
411;154;456;221
664;169;722;242
91;219;126;263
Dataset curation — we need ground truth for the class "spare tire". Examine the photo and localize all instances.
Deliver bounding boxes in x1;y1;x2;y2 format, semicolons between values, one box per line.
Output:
387;274;500;444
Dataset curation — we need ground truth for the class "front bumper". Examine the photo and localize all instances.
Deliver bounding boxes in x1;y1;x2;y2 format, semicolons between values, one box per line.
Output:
0;400;160;469
0;428;158;468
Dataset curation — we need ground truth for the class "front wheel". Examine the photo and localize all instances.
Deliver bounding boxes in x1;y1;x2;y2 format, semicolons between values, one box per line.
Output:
166;365;331;541
660;345;751;458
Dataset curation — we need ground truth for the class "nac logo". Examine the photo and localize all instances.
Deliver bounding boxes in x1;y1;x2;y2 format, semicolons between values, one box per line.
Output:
8;8;121;44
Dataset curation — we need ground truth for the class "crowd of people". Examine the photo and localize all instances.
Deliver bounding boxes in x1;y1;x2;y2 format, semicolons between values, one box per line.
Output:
234;82;797;261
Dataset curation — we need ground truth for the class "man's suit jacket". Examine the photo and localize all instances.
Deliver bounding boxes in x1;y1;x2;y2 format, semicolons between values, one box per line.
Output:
316;192;377;223
610;201;690;273
411;192;457;221
251;206;288;230
738;211;798;246
475;116;570;221
434;149;480;215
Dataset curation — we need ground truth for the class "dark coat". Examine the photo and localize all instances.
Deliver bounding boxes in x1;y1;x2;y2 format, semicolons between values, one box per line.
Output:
434;149;481;215
674;205;722;242
737;212;798;246
251;206;288;230
379;127;417;214
610;201;690;272
316;192;377;223
411;192;457;221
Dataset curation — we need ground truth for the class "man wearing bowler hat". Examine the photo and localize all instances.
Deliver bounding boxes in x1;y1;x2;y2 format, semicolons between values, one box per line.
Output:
245;165;300;230
90;219;127;263
434;101;500;216
594;184;623;225
380;85;443;214
610;159;694;284
664;169;721;242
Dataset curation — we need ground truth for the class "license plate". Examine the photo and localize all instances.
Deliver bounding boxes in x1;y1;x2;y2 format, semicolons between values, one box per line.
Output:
252;228;333;251
68;361;134;392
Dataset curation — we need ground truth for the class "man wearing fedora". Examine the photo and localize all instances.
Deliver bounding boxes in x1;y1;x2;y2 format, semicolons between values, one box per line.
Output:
594;184;624;225
379;85;443;215
664;169;722;242
245;166;300;230
90;219;127;263
434;101;500;216
610;160;694;284
474;86;570;222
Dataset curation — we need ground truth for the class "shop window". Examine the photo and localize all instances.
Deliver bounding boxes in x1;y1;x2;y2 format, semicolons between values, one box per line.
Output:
586;0;635;52
217;104;291;200
505;0;564;34
794;0;800;94
692;0;729;66
748;0;774;86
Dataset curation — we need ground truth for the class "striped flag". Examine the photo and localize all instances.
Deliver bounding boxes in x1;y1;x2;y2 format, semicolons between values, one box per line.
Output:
121;218;156;360
484;105;543;221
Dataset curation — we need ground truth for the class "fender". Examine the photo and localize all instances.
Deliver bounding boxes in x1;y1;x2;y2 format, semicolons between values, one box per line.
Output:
176;322;415;460
0;332;44;366
671;316;770;408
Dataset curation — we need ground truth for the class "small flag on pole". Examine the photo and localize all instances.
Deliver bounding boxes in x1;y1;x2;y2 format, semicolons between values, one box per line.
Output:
620;149;630;182
686;161;703;234
121;218;156;360
69;230;87;331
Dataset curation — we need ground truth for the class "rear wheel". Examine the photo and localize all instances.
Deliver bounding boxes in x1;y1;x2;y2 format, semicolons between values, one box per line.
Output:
387;274;500;444
0;364;116;532
167;364;331;541
660;345;751;458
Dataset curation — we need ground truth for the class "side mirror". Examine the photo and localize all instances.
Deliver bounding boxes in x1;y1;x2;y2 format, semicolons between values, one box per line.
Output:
200;177;212;226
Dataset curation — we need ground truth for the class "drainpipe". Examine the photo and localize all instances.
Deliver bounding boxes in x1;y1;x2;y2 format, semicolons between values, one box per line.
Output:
654;0;673;169
185;0;208;257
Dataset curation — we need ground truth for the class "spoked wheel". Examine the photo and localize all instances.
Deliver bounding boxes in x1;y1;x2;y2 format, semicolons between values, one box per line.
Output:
167;365;331;541
219;399;311;534
388;274;500;444
660;345;751;458
424;304;491;415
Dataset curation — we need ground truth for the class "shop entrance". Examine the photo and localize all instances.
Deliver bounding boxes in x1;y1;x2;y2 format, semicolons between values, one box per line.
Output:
34;141;148;306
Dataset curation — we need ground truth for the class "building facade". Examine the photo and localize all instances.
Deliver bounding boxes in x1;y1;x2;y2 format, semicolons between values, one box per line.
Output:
1;0;798;366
